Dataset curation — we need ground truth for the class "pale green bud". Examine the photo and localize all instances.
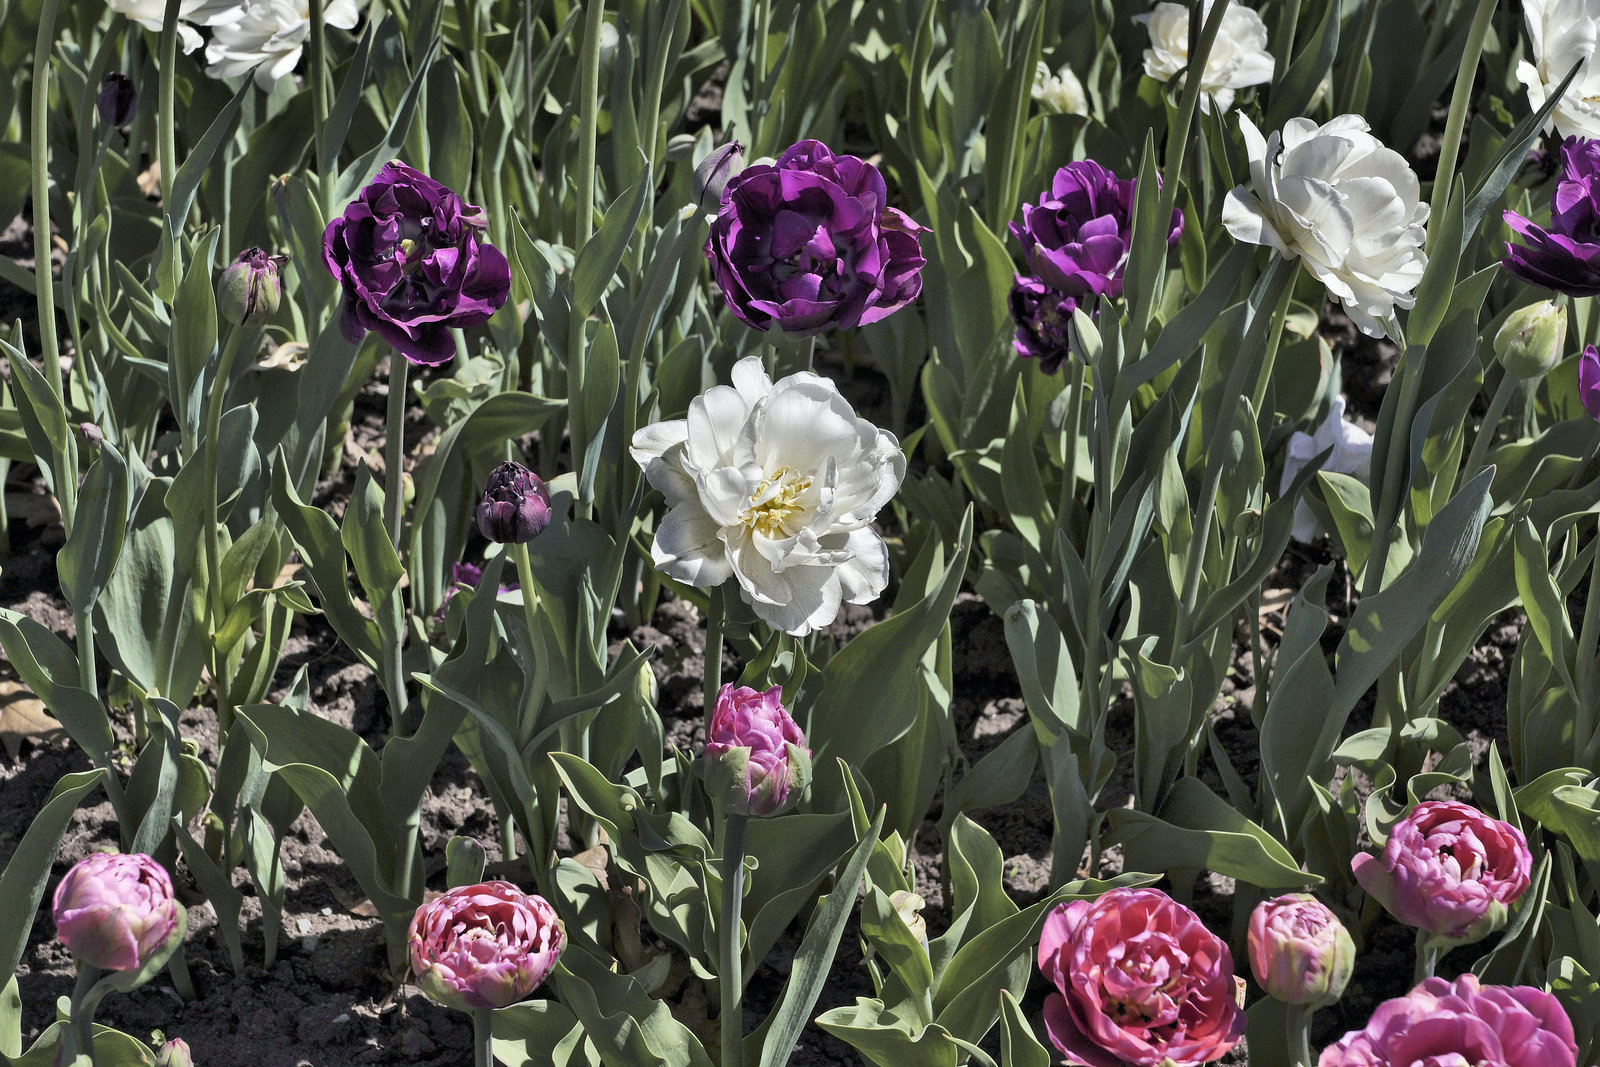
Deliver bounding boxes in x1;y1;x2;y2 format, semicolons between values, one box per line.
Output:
1495;301;1567;379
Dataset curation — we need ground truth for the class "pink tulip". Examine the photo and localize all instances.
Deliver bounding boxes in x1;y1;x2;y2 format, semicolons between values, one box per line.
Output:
155;1037;194;1067
52;852;178;972
1351;800;1531;943
703;684;811;817
1037;887;1245;1067
1319;974;1577;1067
1248;893;1354;1008
408;882;564;1012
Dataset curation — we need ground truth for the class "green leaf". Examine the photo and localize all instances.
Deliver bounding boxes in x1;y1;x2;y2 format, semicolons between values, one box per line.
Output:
165;81;249;249
815;999;960;1067
333;35;443;204
491;1000;588;1066
342;463;405;643
555;948;714;1067
571;166;651;317
58;442;129;612
0;770;104;980
1108;777;1318;889
0;610;113;762
1;335;72;496
998;990;1049;1067
1516;769;1600;862
168;227;221;445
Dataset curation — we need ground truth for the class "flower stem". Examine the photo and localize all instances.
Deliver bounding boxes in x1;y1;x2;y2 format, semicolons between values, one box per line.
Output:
703;585;725;716
63;963;102;1065
308;0;330;210
718;811;749;1067
30;0;72;485
1056;353;1086;531
157;0;180;210
1462;370;1518;481
475;1007;494;1067
1286;1002;1314;1067
568;0;605;519
513;540;543;725
1425;0;1497;255
1414;931;1441;984
1176;254;1296;644
204;325;246;738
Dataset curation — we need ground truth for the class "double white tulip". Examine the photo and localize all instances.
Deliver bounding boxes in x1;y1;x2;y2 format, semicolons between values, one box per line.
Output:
631;356;905;636
1135;0;1275;114
1223;114;1429;340
1517;0;1600;139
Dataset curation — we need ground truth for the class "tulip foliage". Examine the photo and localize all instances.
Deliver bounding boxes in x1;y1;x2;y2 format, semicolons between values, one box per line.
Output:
2;0;1600;1065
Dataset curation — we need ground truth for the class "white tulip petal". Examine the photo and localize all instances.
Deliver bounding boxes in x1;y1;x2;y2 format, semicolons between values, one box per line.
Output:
653;508;734;587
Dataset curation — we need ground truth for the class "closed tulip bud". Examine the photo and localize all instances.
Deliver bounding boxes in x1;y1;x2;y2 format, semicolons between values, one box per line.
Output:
693;139;745;213
217;247;287;326
476;462;552;544
1247;893;1354;1008
154;1038;194;1067
53;852;179;972
889;890;929;951
703;684;811;817
1495;301;1567;378
98;73;137;127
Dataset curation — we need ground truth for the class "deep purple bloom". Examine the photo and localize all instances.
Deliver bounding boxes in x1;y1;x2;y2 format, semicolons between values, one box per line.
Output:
1009;275;1082;373
1581;345;1600;422
1010;160;1182;301
477;462;552;544
323;161;511;365
1318;974;1577;1067
705;139;927;336
97;73;136;127
1503;136;1600;296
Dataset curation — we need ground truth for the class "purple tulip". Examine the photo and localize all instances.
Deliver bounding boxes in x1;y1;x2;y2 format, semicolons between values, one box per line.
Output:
1010;160;1182;302
52;852;179;972
97;73;136;127
1503;137;1600;296
476;462;552;544
705;139;927;336
1318;974;1577;1067
323;161;512;366
217;247;287;326
703;684;811;817
408;882;564;1012
1247;893;1354;1008
1351;800;1531;944
1009;275;1083;373
1580;344;1600;422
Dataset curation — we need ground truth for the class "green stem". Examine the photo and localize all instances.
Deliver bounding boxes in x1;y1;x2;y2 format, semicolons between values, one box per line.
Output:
1462;371;1518;481
703;585;725;715
1176;256;1296;645
1425;0;1496;254
308;0;329;209
385;355;409;548
1286;1002;1314;1067
475;1007;494;1067
1414;932;1440;984
568;0;605;518
204;326;246;737
718;812;749;1067
513;540;543;724
1056;354;1086;530
157;0;180;210
30;0;67;418
64;964;102;1065
1153;0;1230;266
751;0;771;149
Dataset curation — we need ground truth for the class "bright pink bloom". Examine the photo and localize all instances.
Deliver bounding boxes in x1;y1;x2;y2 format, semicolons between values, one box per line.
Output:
1247;893;1354;1008
1036;887;1245;1067
703;684;811;817
52;852;178;972
1318;974;1577;1067
408;882;564;1012
1351;800;1531;943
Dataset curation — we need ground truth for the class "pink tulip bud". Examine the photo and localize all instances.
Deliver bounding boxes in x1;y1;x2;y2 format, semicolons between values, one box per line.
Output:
703;684;811;817
154;1037;194;1067
1248;893;1354;1008
52;852;178;972
407;882;564;1012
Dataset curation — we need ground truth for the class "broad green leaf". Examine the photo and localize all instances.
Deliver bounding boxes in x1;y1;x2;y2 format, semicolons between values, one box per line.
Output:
571;166;651;317
1109;778;1317;889
0;770;103;980
58;442;128;612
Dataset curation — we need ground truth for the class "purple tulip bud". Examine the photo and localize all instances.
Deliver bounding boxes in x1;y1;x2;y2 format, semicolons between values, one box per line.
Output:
703;684;811;817
1009;275;1083;373
52;852;179;972
693;140;745;212
1351;800;1531;945
477;462;552;544
78;422;105;447
408;882;564;1012
216;247;287;327
1248;894;1354;1008
97;73;136;127
154;1037;194;1067
1580;345;1600;423
323;161;511;366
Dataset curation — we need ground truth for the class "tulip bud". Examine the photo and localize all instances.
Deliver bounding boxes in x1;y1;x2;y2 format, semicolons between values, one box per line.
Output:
693;140;745;213
702;684;811;817
476;461;552;544
1495;301;1567;379
98;73;137;127
216;247;287;326
52;852;179;972
1248;893;1355;1008
1582;345;1600;423
889;890;929;951
155;1038;194;1067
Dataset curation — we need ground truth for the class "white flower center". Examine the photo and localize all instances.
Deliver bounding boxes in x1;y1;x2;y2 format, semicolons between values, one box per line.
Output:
742;466;812;538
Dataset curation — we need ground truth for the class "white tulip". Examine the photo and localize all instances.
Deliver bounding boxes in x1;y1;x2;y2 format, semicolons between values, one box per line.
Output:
1134;0;1275;114
631;356;906;636
107;0;243;54
1279;395;1373;542
1032;61;1088;116
1516;0;1600;139
1222;113;1429;341
204;0;361;91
